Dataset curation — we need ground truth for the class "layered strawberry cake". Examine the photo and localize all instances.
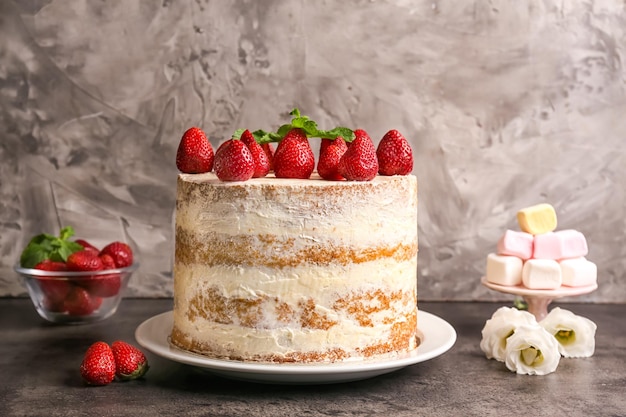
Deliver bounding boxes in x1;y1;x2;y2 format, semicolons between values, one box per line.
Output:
170;110;419;363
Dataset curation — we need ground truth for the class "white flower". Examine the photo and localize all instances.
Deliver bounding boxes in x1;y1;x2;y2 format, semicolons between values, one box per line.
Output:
504;324;561;375
480;307;537;362
540;307;597;358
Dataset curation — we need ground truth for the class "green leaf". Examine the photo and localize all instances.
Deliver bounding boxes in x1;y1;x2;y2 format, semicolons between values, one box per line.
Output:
56;241;83;262
513;298;528;310
19;226;84;268
302;120;319;136
276;124;293;138
229;108;355;145
59;226;75;241
253;130;280;145
19;245;48;269
290;117;307;129
318;127;355;142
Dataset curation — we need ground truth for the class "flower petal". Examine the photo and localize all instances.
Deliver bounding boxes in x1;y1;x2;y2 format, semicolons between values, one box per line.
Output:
504;324;561;375
540;307;597;358
480;307;537;362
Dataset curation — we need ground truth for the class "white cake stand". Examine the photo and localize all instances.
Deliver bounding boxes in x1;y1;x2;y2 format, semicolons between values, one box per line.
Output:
481;276;598;321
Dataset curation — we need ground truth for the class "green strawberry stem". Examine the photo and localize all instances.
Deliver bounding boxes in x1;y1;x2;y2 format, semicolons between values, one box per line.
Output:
118;361;149;381
232;108;355;144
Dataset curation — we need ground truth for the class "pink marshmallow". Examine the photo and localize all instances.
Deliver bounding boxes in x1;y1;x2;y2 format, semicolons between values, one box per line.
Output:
497;230;534;260
557;229;589;259
533;230;588;260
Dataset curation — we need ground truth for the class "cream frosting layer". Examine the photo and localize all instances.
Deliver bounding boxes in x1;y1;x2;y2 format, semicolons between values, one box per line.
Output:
176;173;418;249
172;261;418;360
175;259;417;301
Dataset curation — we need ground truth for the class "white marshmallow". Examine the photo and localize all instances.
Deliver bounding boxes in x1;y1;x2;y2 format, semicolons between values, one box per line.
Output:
560;257;597;287
486;253;523;286
522;259;562;289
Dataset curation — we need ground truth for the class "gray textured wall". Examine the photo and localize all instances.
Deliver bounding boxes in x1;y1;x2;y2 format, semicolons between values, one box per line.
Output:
1;0;625;302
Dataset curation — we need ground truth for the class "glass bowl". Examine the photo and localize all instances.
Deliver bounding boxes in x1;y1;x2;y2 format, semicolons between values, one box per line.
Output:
15;263;138;324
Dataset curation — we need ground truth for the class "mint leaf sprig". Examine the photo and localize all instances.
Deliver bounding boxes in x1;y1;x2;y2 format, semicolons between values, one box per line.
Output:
233;109;355;144
19;226;84;268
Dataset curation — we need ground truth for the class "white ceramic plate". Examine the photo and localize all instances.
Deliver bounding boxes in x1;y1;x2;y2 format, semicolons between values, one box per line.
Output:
135;310;456;384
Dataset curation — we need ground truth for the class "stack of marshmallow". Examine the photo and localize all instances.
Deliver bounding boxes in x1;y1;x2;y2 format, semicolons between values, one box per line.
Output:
486;203;597;290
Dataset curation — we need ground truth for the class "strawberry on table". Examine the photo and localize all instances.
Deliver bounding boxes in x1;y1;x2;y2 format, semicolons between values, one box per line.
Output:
376;129;413;176
338;129;379;181
80;341;116;386
213;139;256;181
99;242;133;268
111;341;150;381
273;128;315;179
317;137;348;181
176;126;215;174
240;129;270;178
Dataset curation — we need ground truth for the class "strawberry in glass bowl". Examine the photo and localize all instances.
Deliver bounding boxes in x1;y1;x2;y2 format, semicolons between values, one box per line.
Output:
15;226;138;324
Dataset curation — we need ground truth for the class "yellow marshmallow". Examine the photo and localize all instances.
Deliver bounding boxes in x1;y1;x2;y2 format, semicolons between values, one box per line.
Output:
517;203;557;235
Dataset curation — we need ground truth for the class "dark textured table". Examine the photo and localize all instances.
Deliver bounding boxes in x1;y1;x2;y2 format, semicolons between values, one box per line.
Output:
1;298;624;416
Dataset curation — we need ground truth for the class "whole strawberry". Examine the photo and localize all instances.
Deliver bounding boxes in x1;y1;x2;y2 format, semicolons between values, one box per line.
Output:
81;273;121;298
319;137;335;155
69;247;125;297
99;242;133;268
80;341;116;386
111;341;150;381
94;254;121;297
99;253;116;270
75;239;100;256
261;143;275;171
213;139;255;181
376;129;413;175
34;259;68;272
317;137;348;181
35;260;71;312
273;128;315;179
240;129;270;178
64;286;102;315
338;129;379;181
176;127;215;174
66;250;104;272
